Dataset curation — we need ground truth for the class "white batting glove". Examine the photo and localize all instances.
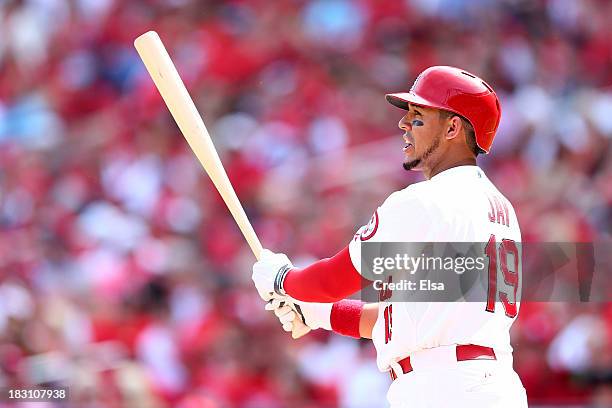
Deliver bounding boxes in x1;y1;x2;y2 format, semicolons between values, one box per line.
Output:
265;298;333;332
252;249;293;301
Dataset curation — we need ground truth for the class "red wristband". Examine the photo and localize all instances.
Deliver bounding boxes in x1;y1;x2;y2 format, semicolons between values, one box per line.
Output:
330;300;364;338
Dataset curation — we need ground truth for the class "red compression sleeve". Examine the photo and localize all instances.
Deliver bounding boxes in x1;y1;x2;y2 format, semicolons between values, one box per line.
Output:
331;300;364;338
283;246;369;302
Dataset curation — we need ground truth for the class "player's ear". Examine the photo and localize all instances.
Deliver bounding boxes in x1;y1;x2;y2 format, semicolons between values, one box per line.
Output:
445;115;462;141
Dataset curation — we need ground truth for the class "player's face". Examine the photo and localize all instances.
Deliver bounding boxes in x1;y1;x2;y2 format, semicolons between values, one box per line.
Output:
398;105;444;171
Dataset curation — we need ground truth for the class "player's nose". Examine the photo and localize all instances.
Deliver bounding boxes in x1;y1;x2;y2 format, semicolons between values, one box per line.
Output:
398;115;412;132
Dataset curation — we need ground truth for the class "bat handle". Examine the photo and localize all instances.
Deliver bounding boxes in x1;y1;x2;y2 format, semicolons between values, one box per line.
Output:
290;306;312;339
274;298;311;339
246;232;264;261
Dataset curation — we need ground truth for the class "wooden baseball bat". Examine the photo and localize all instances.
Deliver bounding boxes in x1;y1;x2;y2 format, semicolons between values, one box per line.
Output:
134;31;310;339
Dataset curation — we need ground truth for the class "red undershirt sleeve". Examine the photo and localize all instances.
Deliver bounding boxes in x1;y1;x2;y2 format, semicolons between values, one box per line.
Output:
283;246;371;302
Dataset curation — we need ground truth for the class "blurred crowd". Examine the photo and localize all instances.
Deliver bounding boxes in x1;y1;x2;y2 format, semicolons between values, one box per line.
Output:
0;0;611;406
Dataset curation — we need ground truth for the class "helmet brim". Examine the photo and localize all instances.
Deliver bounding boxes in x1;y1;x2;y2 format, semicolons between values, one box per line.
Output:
385;92;439;111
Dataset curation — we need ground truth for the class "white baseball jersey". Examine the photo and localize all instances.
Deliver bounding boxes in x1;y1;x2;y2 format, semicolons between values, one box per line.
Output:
348;165;521;373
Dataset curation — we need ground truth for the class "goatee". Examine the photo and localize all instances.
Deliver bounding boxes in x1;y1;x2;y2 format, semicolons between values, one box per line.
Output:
403;159;421;171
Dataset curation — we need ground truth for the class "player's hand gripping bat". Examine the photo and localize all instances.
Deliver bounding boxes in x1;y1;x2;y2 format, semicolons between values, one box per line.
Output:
134;31;310;339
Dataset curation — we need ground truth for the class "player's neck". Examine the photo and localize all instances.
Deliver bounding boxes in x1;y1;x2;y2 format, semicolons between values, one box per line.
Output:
424;157;477;180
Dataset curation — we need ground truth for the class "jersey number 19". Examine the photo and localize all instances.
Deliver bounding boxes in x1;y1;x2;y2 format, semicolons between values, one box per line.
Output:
382;235;520;344
485;234;520;318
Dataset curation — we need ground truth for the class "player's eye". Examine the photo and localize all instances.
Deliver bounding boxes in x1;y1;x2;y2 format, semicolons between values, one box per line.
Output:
412;119;424;127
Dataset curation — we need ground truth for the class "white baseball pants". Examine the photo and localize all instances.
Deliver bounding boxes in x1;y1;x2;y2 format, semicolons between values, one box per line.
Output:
386;346;527;408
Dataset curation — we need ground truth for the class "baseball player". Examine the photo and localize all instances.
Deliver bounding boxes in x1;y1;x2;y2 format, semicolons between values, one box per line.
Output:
252;66;527;407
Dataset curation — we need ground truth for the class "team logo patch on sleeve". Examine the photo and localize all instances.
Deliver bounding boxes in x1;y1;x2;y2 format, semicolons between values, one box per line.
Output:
360;210;379;241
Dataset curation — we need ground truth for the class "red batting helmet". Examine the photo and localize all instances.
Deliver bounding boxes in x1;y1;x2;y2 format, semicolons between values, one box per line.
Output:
386;66;501;153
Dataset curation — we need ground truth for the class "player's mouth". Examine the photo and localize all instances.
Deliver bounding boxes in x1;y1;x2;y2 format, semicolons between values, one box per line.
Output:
403;134;414;152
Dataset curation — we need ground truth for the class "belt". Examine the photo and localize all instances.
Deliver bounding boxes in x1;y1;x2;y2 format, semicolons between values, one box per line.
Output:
389;344;497;381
